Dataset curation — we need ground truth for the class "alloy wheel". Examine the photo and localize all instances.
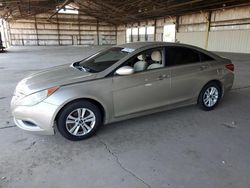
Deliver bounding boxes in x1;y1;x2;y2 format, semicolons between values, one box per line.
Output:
65;108;96;136
203;86;219;107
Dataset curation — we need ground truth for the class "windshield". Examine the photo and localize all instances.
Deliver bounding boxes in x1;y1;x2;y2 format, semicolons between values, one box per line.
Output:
78;47;134;73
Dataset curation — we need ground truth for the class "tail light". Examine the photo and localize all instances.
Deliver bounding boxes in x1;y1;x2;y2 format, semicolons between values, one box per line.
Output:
225;63;234;72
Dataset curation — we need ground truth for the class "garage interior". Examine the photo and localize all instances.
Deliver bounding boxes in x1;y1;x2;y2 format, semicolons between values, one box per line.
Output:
0;0;250;187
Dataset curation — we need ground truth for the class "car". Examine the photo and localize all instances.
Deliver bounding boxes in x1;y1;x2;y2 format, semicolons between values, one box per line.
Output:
11;42;234;141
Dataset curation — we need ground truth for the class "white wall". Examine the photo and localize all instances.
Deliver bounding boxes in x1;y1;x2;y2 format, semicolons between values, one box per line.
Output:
6;13;116;46
176;6;250;53
117;5;250;54
176;32;206;48
3;5;250;52
117;25;125;44
208;30;250;53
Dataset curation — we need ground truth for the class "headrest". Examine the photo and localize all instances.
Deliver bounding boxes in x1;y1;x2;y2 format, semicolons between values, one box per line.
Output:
151;51;162;62
137;54;145;61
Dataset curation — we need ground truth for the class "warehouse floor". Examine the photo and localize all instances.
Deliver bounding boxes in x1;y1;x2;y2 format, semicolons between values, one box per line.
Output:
0;46;250;188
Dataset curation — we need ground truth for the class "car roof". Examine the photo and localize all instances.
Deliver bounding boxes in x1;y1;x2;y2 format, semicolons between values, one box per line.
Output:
114;42;222;61
115;42;205;51
115;42;168;50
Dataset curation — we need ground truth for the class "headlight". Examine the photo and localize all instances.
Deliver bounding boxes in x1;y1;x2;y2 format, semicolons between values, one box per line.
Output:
16;86;59;106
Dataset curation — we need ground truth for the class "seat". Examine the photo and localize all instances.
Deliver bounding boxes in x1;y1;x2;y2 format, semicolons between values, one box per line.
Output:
147;50;163;70
133;60;147;72
147;63;162;69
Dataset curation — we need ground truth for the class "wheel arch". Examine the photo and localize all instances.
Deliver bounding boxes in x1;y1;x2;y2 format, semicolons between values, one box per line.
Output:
204;79;223;90
54;98;106;124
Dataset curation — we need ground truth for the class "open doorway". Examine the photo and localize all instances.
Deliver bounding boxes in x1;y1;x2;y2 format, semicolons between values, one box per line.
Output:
0;19;10;49
0;21;5;51
163;24;176;42
0;31;3;46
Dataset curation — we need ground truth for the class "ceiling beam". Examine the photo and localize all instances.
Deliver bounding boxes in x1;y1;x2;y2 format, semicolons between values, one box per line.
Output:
48;0;72;20
0;0;250;24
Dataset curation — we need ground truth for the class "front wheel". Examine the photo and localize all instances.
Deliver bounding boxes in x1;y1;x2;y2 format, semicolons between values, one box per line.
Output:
198;82;222;111
57;101;102;141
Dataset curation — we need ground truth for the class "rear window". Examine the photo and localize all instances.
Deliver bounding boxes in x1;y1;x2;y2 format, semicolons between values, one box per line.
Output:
200;52;214;62
166;46;200;66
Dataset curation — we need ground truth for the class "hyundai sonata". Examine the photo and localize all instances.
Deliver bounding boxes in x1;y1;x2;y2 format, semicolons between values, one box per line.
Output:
11;42;234;141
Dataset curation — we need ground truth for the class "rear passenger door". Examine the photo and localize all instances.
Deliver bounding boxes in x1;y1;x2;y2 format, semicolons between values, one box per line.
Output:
166;46;214;105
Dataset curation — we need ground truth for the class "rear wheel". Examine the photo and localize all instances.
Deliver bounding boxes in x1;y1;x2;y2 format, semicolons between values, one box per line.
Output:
57;101;102;141
198;82;222;111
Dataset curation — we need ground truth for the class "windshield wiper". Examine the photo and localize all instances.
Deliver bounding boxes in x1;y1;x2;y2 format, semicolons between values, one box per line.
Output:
78;66;89;72
71;62;90;72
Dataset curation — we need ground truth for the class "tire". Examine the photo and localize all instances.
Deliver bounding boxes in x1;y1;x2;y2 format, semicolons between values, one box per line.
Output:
198;82;222;111
57;100;102;141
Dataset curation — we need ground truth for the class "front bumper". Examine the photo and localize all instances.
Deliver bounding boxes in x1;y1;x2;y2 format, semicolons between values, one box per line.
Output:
11;99;59;135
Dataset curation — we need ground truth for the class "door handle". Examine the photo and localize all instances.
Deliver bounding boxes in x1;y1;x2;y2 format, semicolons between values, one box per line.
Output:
157;74;168;80
200;65;209;70
145;83;152;87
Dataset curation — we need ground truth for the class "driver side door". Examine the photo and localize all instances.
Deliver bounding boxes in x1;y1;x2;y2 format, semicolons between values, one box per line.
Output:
112;47;171;117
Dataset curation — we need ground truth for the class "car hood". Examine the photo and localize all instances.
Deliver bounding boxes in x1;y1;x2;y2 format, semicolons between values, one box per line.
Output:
15;64;96;95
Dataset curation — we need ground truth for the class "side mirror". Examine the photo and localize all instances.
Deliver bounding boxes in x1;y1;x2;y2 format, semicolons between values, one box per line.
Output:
115;66;134;76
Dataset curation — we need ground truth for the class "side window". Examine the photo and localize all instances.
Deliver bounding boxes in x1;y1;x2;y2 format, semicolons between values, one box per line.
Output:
122;48;164;73
200;52;214;62
166;47;200;66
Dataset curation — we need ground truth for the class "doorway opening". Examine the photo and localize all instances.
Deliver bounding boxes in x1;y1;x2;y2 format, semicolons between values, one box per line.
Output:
163;24;176;42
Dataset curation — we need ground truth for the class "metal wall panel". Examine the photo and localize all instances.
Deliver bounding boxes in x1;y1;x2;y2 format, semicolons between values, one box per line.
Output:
176;32;206;48
208;30;250;53
6;13;116;46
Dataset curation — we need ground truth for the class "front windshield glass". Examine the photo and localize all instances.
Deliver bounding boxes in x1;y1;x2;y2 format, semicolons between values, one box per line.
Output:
79;47;134;73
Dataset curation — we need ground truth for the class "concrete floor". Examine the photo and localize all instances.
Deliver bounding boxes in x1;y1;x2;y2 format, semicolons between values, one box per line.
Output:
0;46;250;188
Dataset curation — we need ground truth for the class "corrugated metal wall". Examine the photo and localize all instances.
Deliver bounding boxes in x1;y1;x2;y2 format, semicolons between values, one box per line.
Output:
176;32;206;48
7;13;116;46
118;5;250;54
3;5;250;52
174;6;250;53
208;30;250;53
176;30;250;53
117;25;126;44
